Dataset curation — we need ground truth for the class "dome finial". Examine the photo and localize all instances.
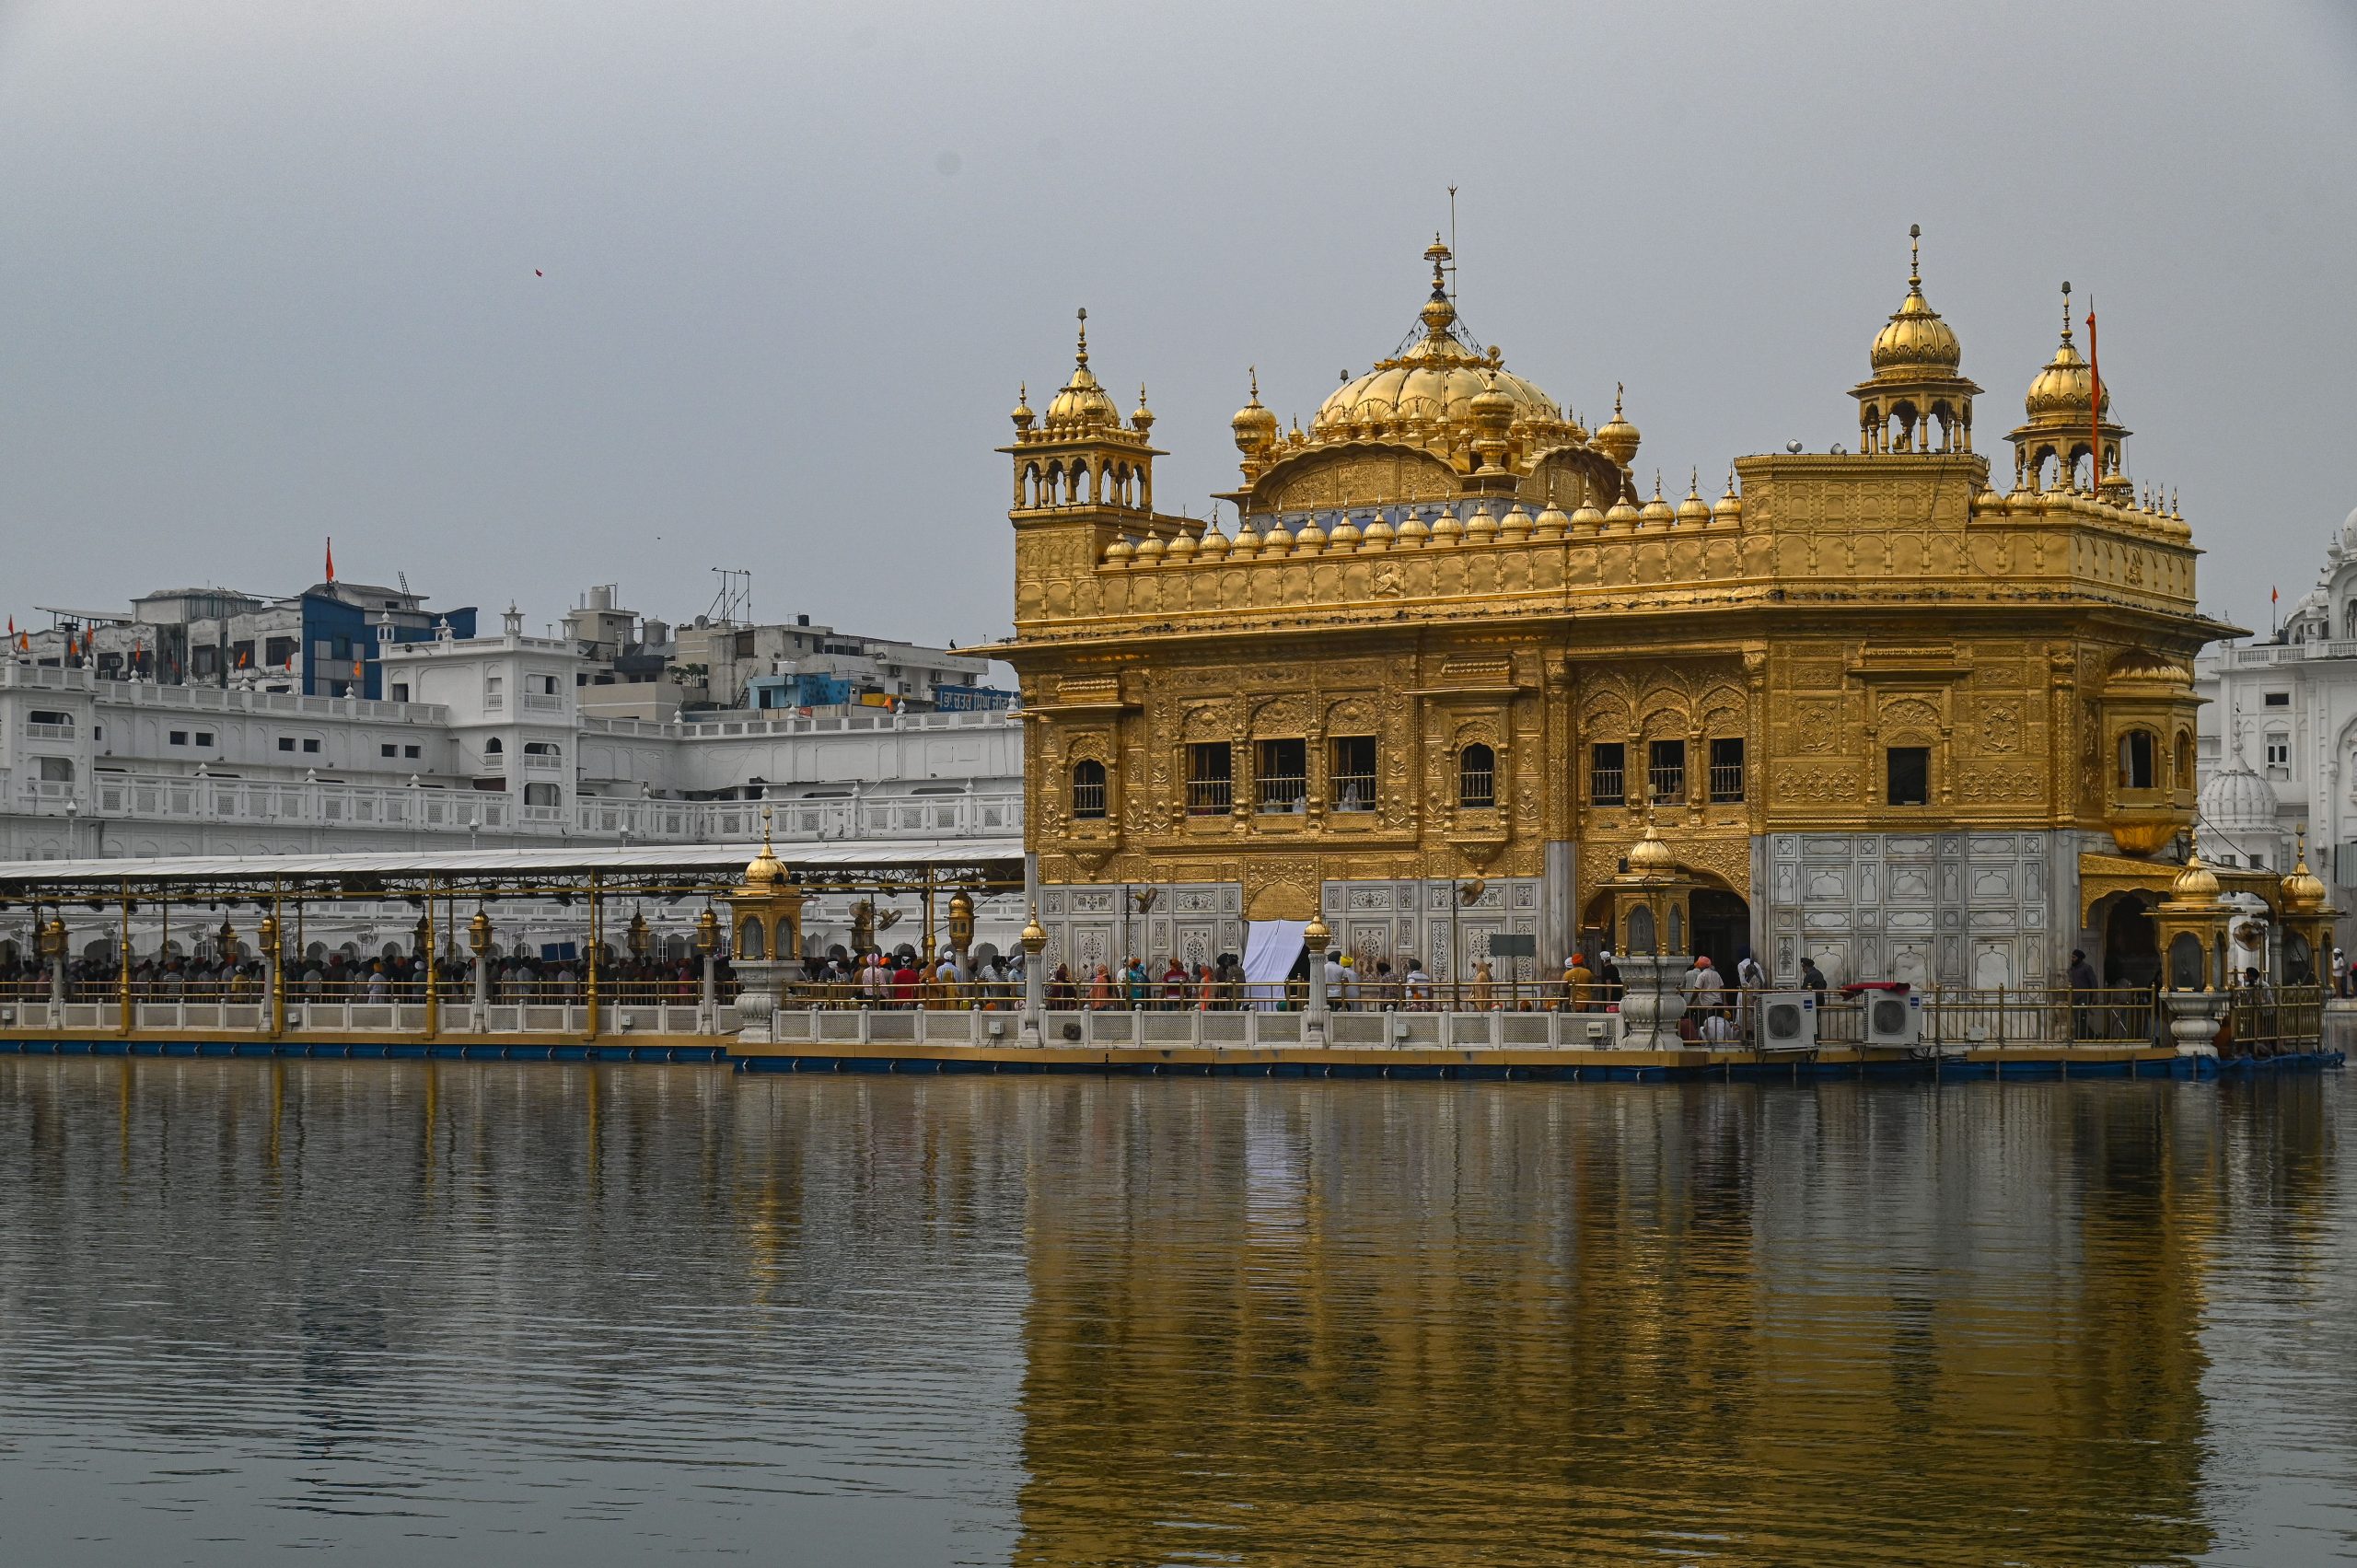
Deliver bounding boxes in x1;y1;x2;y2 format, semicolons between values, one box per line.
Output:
1908;222;1922;290
2058;281;2073;344
1074;307;1089;367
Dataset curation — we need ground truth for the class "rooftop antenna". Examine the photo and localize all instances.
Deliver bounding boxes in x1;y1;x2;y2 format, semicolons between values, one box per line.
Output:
706;567;753;626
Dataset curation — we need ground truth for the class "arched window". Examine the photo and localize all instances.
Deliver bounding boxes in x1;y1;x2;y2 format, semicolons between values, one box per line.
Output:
2117;729;2156;790
484;738;503;754
737;918;764;961
1071;759;1107;819
2174;729;2193;789
1457;744;1496;809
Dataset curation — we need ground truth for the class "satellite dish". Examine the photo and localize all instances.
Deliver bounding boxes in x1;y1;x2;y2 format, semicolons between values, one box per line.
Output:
1785;440;1803;454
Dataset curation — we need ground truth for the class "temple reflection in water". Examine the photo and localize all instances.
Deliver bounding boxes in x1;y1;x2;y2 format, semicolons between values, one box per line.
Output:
1004;1078;2329;1566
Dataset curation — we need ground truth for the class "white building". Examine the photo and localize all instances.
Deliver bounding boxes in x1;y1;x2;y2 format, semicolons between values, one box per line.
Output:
2192;503;2357;943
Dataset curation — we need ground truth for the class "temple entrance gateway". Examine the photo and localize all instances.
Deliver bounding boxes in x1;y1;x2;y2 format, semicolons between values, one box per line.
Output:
2102;893;2161;991
1689;889;1750;982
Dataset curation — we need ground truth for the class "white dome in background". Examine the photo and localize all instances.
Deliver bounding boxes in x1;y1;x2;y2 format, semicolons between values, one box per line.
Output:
2340;504;2357;557
2199;756;2280;837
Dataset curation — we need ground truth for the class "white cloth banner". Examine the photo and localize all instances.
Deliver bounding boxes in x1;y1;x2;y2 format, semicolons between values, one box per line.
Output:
1242;919;1307;1010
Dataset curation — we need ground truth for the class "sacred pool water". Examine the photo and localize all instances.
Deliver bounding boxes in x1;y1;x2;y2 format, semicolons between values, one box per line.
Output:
0;1061;2350;1566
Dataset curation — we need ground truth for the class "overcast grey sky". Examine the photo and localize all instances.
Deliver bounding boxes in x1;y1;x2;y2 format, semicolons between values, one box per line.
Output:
2;1;2351;645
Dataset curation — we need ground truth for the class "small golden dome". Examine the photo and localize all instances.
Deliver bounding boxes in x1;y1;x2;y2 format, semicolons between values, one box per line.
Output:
1395;510;1431;546
2171;839;2221;903
1199;525;1231;559
1020;909;1048;953
1532;502;1570;540
1571;499;1608;529
1469;374;1516;427
1294;516;1329;553
1603;491;1642;528
1232;368;1279;453
1499;503;1535;542
1464;505;1499;544
1263;517;1296;552
743;810;786;887
1639;474;1675;527
1132;532;1167;563
1674;470;1712;526
1103;535;1135;566
1044;311;1120;431
2024;289;2108;422
1629;823;1676;876
1869;228;1963;377
1231;519;1262;557
2283;830;2328;912
1131;384;1155;435
1593;384;1640;468
1362;513;1395;547
1712;470;1743;524
1329;514;1363;548
1166;528;1198;562
1430;508;1465;545
1010;383;1034;431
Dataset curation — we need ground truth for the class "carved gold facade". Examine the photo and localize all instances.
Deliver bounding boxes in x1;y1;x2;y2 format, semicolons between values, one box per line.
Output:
992;233;2233;985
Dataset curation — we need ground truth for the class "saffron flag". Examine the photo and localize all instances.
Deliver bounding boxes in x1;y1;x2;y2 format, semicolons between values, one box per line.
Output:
326;537;336;583
2085;303;2102;489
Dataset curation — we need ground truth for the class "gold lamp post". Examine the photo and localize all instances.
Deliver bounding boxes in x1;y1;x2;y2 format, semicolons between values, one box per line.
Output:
468;909;493;1027
2277;828;2334;988
1019;907;1049;1044
2154;831;2234;1056
1303;912;1332;1030
257;911;283;1038
727;807;805;1040
627;910;651;960
1605;821;1698;1049
947;889;975;960
694;905;721;1033
39;910;68;1010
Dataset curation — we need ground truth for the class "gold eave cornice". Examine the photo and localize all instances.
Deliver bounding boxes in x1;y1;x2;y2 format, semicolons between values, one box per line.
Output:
1021;700;1136;718
1845;645;1972;682
1403;683;1529;699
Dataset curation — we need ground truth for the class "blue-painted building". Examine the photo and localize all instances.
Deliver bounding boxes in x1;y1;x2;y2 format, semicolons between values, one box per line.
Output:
296;582;476;699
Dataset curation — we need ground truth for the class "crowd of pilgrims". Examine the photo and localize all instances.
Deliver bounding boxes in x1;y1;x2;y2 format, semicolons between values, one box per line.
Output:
0;947;734;1004
2;941;1794;1031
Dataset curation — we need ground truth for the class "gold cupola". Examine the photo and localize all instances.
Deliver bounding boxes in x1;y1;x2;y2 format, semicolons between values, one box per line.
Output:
2008;281;2131;494
2282;829;2328;914
1592;384;1640;470
1852;226;1979;456
1042;311;1121;433
1231;367;1279;461
729;806;805;965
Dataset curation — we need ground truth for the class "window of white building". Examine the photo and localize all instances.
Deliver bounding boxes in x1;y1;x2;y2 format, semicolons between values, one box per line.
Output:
2265;731;2291;778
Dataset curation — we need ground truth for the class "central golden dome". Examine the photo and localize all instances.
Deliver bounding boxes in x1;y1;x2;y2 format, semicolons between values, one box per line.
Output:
1308;239;1574;445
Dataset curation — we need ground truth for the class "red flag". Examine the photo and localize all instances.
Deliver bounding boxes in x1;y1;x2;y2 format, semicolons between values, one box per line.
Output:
2085;302;2102;490
325;537;336;583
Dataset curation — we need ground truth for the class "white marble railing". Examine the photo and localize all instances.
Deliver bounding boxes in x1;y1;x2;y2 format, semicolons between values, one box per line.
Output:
17;772;1020;843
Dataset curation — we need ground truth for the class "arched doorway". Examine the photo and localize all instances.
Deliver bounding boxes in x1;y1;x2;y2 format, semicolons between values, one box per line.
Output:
2100;893;2159;990
1690;888;1750;981
1579;885;1753;976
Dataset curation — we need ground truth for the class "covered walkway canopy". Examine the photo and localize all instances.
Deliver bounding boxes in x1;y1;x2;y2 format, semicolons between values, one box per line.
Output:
0;835;1025;903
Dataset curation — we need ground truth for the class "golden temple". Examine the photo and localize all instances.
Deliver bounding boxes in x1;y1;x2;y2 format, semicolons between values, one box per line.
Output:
993;229;2246;990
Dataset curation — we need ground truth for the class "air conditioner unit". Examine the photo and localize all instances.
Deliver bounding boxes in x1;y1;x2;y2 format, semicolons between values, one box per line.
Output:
1758;991;1817;1052
1864;989;1923;1048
